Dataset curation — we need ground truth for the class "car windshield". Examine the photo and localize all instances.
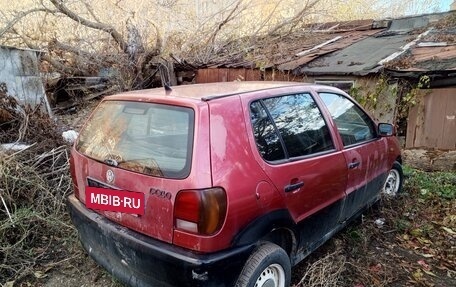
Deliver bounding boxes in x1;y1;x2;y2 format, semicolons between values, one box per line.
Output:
76;100;194;179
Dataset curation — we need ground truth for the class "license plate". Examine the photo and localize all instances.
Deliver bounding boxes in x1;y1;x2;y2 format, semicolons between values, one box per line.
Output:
85;186;145;215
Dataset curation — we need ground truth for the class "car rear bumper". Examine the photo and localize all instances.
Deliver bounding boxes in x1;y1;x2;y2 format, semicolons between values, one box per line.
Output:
67;194;253;287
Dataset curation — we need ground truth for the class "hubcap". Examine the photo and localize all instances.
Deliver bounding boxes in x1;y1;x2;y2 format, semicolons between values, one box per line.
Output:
383;169;400;196
254;264;286;287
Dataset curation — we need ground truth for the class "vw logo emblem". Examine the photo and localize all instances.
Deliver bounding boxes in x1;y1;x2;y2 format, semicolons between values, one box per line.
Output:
106;170;115;184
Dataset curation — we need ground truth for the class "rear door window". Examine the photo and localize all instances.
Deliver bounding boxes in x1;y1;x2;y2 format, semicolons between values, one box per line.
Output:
250;93;334;161
250;101;286;161
76;101;194;179
319;93;376;146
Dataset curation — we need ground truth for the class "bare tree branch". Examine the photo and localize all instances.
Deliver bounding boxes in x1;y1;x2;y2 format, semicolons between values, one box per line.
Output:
0;8;52;37
145;19;162;54
83;1;102;23
205;0;244;46
48;0;127;52
11;27;79;75
253;0;282;35
48;39;94;58
267;0;321;36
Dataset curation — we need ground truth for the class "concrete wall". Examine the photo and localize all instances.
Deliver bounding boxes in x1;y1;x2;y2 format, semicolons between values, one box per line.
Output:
0;46;51;114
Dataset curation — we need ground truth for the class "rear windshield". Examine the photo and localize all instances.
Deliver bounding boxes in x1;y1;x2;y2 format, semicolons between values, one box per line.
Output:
76;101;194;179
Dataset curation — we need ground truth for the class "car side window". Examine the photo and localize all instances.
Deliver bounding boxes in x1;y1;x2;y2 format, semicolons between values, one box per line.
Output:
319;92;376;146
250;93;334;161
250;101;286;161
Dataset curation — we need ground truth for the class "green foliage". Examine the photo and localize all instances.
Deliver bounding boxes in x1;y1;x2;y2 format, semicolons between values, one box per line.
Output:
395;218;412;232
403;166;456;200
395;75;431;121
349;76;389;111
350;74;431;113
402;75;430;106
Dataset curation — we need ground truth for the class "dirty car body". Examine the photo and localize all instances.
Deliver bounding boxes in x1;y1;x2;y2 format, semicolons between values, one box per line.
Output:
67;82;402;287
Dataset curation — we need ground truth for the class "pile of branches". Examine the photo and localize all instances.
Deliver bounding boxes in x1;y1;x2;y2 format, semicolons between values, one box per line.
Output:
296;251;346;286
0;87;64;150
0;93;75;283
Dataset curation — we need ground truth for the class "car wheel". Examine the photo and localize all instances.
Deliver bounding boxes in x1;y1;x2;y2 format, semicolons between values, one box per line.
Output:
235;242;291;287
382;161;403;196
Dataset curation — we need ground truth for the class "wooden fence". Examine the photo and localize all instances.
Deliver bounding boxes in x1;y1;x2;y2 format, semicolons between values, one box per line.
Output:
195;68;301;83
406;88;456;150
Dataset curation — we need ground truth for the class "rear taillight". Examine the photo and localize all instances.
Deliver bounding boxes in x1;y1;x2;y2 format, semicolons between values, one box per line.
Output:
174;188;227;235
69;155;80;199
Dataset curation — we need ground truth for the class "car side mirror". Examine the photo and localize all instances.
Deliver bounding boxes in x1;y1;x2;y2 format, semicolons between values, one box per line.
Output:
378;123;394;137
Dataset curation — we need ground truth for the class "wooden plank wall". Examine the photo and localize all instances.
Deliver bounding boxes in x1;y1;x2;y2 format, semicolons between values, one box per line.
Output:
406;88;456;150
195;68;302;83
195;68;261;82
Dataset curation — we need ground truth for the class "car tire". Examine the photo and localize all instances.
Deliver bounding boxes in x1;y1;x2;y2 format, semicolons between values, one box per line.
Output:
382;161;403;196
235;242;291;287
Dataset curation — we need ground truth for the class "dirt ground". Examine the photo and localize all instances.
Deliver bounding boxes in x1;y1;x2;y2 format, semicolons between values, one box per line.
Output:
42;256;122;287
38;209;456;287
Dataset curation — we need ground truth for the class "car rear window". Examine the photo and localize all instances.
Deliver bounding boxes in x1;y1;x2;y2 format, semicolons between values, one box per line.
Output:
76;101;194;179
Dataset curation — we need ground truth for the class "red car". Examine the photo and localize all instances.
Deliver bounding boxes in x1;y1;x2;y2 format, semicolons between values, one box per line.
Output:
67;82;402;287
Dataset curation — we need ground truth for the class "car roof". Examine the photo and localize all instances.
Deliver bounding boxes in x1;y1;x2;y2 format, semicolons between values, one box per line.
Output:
107;81;320;101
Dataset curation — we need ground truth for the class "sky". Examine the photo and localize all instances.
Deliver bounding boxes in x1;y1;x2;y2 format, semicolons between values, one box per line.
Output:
382;0;454;17
438;0;453;11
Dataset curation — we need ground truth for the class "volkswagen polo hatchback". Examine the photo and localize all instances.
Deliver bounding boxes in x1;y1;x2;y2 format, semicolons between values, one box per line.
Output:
67;82;403;287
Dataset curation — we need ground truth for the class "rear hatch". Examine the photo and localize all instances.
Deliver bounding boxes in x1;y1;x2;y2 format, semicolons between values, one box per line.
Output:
71;99;211;243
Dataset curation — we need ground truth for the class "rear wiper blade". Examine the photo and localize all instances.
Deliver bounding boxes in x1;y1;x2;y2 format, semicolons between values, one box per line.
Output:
104;158;119;167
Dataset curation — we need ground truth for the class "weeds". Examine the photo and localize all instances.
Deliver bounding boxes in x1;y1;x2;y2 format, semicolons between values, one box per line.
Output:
403;166;456;199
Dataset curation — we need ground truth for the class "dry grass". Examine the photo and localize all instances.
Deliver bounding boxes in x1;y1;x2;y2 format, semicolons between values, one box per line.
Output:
295;251;346;287
0;94;76;284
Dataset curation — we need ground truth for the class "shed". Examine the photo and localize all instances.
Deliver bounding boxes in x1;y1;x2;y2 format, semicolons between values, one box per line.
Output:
185;11;456;153
385;14;456;150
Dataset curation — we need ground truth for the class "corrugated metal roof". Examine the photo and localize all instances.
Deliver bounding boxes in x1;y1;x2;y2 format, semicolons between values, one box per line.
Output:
296;32;411;75
194;19;381;71
187;11;456;76
277;29;382;71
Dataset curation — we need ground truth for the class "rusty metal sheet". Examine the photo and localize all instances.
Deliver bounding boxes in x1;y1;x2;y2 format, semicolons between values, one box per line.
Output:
412;45;456;62
277;48;338;71
386;45;456;72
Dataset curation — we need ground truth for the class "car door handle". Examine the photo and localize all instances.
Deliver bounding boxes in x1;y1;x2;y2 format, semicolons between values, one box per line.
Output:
284;181;304;193
348;161;360;169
